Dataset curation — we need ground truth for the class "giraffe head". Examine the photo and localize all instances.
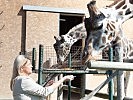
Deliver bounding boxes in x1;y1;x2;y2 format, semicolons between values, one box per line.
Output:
86;0;106;30
54;23;86;64
53;35;71;64
82;0;120;63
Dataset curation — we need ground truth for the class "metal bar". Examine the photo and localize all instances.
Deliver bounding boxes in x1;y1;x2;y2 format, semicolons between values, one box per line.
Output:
87;61;133;71
80;70;118;100
38;44;44;85
80;74;85;98
116;47;124;100
42;69;107;74
32;48;36;71
63;85;116;99
23;5;85;16
108;47;113;100
117;70;124;100
68;53;71;100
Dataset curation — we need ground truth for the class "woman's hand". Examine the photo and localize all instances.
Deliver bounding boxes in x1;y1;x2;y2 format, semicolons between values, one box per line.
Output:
48;75;75;90
63;75;75;81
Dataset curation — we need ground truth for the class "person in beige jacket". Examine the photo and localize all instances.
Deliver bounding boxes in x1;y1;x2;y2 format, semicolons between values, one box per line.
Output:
10;55;74;100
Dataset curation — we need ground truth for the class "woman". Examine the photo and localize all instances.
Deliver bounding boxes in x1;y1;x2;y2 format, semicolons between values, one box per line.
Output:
10;55;74;100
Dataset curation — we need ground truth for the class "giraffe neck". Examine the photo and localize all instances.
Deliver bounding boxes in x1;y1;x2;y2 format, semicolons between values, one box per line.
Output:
99;0;133;57
98;0;133;28
100;18;133;60
62;23;86;46
122;36;133;59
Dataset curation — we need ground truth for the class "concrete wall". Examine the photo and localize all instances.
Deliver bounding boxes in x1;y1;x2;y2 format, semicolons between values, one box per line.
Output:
0;0;133;99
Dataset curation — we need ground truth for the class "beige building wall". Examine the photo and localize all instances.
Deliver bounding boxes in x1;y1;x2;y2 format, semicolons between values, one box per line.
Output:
0;0;133;99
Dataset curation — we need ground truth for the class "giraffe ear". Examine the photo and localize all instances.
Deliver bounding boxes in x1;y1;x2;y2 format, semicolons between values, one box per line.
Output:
54;36;62;41
54;36;59;41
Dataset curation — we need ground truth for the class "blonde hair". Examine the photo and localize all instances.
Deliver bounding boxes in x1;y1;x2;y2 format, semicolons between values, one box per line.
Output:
10;55;28;90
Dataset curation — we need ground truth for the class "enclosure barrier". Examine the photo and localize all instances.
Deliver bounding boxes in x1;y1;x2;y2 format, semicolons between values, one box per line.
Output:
68;53;71;100
108;47;113;100
42;69;107;74
87;60;133;71
34;45;133;100
35;45;109;100
79;61;133;100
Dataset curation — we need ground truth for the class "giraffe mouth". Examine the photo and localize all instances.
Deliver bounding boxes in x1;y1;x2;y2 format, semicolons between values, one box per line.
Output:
99;45;105;49
92;22;103;31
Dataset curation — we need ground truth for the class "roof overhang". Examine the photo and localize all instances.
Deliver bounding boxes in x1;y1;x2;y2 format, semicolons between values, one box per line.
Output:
23;5;86;16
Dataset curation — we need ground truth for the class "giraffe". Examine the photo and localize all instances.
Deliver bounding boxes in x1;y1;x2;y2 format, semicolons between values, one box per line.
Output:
54;22;87;64
54;0;133;65
53;0;133;96
82;0;133;96
82;0;133;63
53;3;106;64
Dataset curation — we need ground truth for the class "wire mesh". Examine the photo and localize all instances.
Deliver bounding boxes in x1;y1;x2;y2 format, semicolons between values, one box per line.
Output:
43;46;110;69
43;46;57;67
43;46;85;69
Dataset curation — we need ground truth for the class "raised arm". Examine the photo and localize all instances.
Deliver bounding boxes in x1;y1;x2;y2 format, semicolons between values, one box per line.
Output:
50;75;74;90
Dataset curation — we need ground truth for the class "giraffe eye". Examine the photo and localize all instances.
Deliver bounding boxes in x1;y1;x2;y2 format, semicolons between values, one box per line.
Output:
102;37;106;44
60;37;65;43
104;30;108;35
65;43;70;47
